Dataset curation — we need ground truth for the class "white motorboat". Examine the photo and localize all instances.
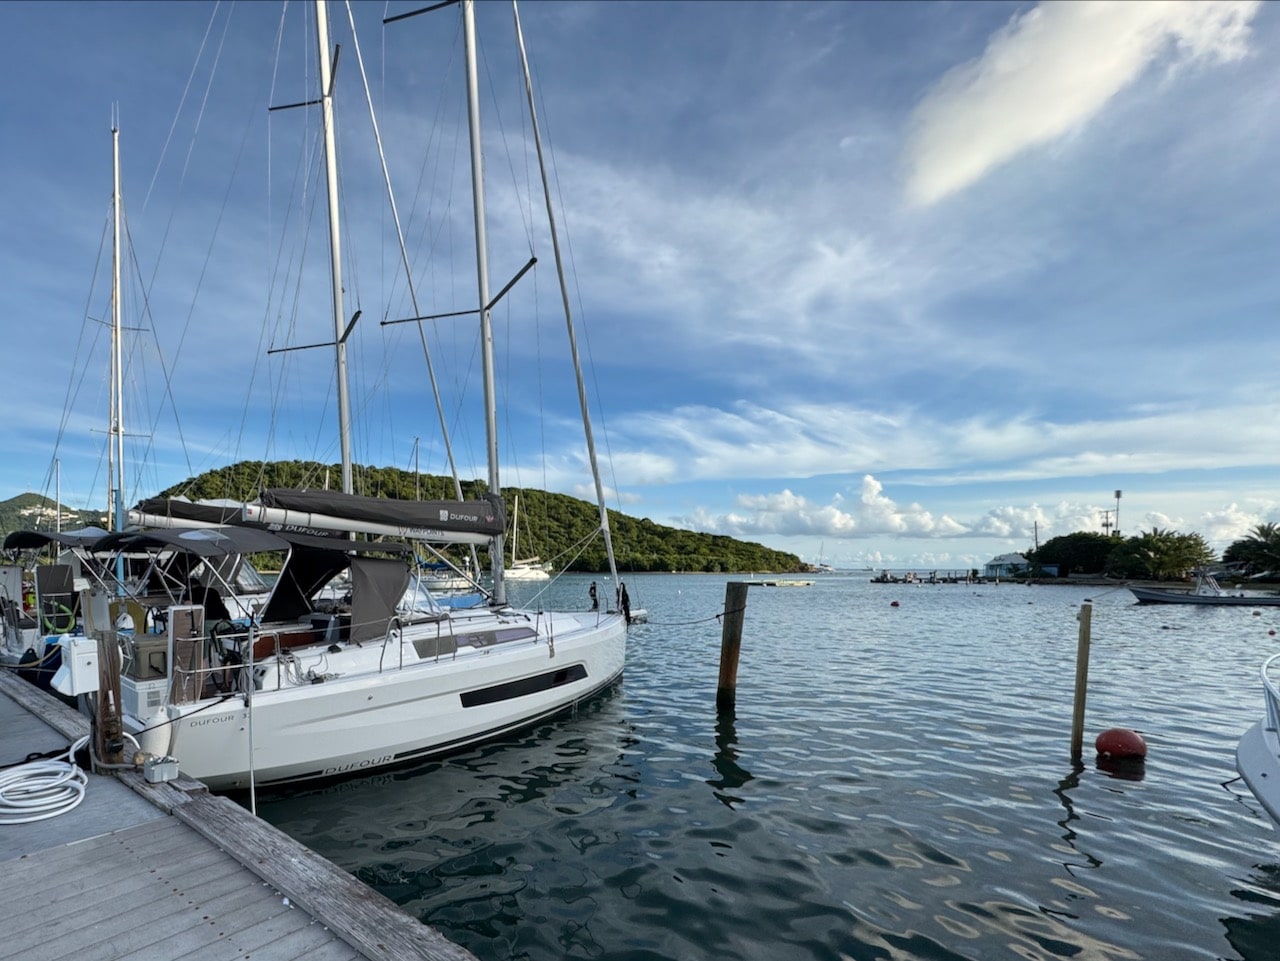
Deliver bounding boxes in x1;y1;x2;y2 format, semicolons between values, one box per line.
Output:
1236;652;1280;828
1129;570;1280;606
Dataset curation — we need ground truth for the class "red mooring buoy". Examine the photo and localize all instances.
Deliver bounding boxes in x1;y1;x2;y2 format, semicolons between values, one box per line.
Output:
890;600;900;607
1095;728;1147;759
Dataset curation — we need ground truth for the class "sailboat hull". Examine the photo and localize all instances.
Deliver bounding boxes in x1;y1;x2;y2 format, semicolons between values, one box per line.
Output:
124;610;626;790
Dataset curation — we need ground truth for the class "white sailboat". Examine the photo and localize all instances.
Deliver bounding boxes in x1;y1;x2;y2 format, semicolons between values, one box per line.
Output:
505;494;552;582
53;0;628;792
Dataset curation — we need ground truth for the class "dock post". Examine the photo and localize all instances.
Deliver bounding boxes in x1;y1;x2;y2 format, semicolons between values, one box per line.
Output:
717;581;750;713
1070;601;1092;762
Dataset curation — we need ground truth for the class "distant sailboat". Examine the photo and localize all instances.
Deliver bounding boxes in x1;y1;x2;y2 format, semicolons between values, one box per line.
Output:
506;493;552;581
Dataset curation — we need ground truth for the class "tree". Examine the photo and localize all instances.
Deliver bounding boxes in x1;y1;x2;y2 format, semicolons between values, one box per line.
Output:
1223;522;1280;576
142;459;810;574
1027;532;1113;576
1107;527;1215;580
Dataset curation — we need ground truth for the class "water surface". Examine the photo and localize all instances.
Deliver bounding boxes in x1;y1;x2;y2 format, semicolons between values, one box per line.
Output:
258;575;1280;960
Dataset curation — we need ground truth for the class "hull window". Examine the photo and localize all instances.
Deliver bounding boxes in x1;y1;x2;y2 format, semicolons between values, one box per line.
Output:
460;664;588;708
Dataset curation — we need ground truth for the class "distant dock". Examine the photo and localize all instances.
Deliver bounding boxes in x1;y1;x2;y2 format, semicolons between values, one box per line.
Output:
0;669;476;961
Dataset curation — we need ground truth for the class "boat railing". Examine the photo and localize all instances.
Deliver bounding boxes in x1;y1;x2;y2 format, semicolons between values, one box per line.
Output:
1263;652;1280;733
135;604;480;704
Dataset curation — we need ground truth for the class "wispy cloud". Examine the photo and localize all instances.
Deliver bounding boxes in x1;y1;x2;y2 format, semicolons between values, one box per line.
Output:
903;0;1261;206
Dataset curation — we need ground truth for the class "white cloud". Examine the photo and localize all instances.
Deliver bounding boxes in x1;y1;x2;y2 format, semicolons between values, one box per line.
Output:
903;0;1261;206
610;400;1280;491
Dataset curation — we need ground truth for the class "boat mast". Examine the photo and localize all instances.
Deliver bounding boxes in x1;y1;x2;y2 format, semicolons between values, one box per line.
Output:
315;0;354;495
109;122;125;534
462;0;505;604
511;2;619;587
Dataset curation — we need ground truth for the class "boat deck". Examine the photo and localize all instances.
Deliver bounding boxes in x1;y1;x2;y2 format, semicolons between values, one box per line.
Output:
0;669;476;961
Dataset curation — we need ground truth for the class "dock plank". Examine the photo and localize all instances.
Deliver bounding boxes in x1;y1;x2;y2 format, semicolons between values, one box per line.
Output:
169;790;477;961
164;908;352;961
93;874;309;961
0;671;477;961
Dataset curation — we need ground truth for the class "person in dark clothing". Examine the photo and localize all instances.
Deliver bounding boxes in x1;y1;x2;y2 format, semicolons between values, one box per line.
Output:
589;581;598;610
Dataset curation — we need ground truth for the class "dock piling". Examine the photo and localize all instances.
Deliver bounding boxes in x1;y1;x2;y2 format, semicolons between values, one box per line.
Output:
717;582;751;713
1070;601;1092;762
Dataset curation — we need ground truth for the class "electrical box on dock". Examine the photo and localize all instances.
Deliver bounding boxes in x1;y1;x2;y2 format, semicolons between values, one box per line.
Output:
143;755;180;783
51;635;100;696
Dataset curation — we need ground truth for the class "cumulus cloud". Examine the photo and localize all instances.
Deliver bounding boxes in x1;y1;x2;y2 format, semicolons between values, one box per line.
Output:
903;0;1261;206
677;475;969;541
660;471;1280;563
1197;502;1266;547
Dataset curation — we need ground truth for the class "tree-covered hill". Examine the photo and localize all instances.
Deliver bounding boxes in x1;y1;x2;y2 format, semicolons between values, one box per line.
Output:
0;493;104;538
119;460;807;575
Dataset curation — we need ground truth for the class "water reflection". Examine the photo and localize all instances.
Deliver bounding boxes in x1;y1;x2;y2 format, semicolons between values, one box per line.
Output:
1053;766;1084;841
707;712;753;806
1223;861;1280;961
1094;755;1146;781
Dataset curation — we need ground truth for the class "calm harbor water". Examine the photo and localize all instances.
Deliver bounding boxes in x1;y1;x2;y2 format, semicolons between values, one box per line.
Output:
257;574;1280;960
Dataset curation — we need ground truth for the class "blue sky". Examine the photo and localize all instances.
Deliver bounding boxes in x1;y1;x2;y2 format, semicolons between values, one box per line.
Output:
1;0;1276;571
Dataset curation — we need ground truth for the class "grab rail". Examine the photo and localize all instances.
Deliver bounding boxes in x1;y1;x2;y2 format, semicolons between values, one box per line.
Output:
1263;652;1280;732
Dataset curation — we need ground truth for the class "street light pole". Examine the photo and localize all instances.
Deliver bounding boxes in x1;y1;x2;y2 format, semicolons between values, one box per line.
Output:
1115;490;1122;538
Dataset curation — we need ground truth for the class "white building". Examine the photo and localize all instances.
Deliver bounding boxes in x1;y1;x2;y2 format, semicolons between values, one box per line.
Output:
983;553;1028;578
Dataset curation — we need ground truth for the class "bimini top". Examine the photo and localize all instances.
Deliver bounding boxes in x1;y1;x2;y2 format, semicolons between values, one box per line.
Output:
96;525;293;559
3;526;113;551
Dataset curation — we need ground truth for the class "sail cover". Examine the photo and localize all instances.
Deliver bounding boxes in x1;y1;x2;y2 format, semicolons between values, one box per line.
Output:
256;489;506;538
132;497;244;526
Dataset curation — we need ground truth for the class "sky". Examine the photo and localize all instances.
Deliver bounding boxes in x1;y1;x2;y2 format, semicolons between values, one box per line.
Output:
1;0;1277;571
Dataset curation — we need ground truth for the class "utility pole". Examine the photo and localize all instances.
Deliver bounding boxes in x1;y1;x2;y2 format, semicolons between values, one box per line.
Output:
1114;490;1122;538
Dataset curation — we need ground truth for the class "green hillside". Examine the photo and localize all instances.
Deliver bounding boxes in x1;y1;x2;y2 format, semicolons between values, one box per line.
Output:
0;493;105;539
146;460;807;574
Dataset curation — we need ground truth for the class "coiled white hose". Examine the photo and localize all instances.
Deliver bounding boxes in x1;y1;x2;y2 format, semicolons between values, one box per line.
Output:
0;736;90;824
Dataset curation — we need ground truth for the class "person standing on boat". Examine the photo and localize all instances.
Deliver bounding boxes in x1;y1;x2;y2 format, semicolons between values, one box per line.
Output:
589;581;598;610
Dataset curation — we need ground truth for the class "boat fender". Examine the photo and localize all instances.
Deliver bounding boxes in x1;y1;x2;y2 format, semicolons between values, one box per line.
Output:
136;710;173;758
1095;728;1146;759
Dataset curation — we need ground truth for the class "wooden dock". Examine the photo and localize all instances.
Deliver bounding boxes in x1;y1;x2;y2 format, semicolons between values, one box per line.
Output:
0;669;477;961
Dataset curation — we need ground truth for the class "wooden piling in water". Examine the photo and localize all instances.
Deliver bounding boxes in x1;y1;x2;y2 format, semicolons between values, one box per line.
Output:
1070;601;1093;762
717;581;751;713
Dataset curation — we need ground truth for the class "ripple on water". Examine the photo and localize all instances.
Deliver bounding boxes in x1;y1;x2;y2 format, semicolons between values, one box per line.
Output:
258;576;1280;961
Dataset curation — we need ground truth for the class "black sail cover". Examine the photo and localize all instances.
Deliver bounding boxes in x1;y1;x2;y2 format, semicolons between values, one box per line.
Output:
256;488;506;538
132;497;244;526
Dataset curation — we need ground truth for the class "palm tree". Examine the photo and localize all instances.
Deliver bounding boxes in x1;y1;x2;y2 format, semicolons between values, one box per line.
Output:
1224;522;1280;575
1108;527;1215;580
